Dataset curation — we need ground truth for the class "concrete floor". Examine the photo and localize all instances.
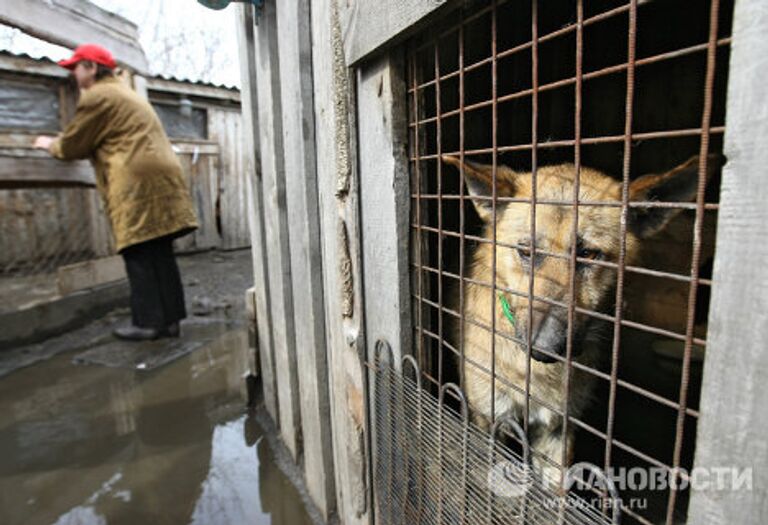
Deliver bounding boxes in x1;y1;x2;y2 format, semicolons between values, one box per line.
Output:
0;249;318;525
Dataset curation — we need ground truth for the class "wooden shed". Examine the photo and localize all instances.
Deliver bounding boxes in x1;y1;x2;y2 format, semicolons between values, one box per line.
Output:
0;49;248;283
146;75;249;252
234;1;768;524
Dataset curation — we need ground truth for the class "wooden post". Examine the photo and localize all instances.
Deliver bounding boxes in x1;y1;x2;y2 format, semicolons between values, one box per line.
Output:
275;0;336;518
253;0;302;459
356;51;413;525
357;53;412;366
132;75;149;100
687;1;768;523
311;0;371;523
235;4;279;423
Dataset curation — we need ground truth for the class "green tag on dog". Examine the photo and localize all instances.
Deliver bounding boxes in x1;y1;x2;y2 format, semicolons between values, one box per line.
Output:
498;292;516;327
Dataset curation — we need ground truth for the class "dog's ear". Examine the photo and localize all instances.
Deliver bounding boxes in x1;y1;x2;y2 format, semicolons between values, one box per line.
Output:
441;154;518;222
628;154;723;239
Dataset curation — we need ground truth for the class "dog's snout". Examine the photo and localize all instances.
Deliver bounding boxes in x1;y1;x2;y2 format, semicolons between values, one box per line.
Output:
524;310;568;363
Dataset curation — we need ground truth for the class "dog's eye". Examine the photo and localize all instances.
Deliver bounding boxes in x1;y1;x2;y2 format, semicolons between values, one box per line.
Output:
577;247;602;261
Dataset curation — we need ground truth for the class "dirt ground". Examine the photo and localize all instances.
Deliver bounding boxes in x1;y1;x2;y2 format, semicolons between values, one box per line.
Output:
176;248;255;320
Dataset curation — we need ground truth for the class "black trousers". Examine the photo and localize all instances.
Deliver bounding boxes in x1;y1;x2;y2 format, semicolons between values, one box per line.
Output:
121;235;187;329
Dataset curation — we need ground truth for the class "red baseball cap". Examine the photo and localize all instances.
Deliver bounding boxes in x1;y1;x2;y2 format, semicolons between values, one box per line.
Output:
58;44;116;70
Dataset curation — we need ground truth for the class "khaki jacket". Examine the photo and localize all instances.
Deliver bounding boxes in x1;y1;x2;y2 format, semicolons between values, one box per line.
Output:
51;76;198;252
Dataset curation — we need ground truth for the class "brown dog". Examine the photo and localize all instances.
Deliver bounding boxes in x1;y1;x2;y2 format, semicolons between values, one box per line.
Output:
441;154;717;479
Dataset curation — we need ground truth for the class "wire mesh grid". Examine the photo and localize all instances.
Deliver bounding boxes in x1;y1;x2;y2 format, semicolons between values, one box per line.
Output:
374;345;622;525
380;0;735;524
0;186;113;310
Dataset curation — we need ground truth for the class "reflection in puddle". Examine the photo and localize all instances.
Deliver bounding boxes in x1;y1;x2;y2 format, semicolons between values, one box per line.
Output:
0;328;313;525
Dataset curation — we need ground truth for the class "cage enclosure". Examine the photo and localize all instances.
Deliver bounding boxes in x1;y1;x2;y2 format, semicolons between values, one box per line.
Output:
396;1;732;524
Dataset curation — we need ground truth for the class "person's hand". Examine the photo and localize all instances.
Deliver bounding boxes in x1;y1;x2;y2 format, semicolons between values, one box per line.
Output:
33;135;55;151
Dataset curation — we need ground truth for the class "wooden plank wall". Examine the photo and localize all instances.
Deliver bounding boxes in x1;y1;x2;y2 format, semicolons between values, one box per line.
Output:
172;143;221;253
0;0;147;274
0;154;94;187
275;0;336;518
0;63;247;275
236;0;373;520
253;0;302;460
687;0;768;522
235;3;279;424
208;108;251;250
310;0;371;523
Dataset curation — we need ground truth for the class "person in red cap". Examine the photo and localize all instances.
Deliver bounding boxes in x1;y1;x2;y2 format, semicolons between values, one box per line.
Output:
34;44;199;341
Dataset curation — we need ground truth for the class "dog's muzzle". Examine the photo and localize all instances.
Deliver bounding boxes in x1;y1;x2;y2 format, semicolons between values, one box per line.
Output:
523;314;574;364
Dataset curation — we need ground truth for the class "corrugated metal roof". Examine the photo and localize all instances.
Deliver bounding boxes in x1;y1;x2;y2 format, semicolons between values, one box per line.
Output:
0;49;59;65
0;49;240;92
151;72;239;92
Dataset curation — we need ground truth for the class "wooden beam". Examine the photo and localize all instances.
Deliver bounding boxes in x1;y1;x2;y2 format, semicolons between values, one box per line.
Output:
275;0;336;518
357;51;413;525
687;1;768;523
0;0;148;73
358;52;412;366
0;152;94;188
170;141;220;156
339;0;454;66
0;133;51;149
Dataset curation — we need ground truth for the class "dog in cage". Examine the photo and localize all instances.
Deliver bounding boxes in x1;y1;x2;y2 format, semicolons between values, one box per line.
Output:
441;153;719;480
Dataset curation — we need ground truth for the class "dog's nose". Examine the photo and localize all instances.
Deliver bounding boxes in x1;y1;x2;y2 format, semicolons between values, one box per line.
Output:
526;310;568;362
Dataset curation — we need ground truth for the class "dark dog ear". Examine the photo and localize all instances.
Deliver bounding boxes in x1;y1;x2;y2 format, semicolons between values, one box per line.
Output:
628;154;723;239
441;154;519;222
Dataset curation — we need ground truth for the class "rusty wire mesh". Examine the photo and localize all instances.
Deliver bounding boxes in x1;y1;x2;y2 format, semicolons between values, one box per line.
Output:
370;0;735;524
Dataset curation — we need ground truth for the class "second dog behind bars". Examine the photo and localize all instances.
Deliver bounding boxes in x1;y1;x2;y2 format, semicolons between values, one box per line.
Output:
441;153;718;481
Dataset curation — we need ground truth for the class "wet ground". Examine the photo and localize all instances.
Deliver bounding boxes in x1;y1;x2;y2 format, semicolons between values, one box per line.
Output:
0;327;315;525
0;249;318;525
0;249;254;378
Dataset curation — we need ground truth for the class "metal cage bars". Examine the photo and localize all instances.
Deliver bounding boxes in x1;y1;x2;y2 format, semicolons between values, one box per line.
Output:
407;1;727;524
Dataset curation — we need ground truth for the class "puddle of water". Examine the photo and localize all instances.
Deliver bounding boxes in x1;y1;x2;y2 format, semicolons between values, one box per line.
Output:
0;328;314;525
